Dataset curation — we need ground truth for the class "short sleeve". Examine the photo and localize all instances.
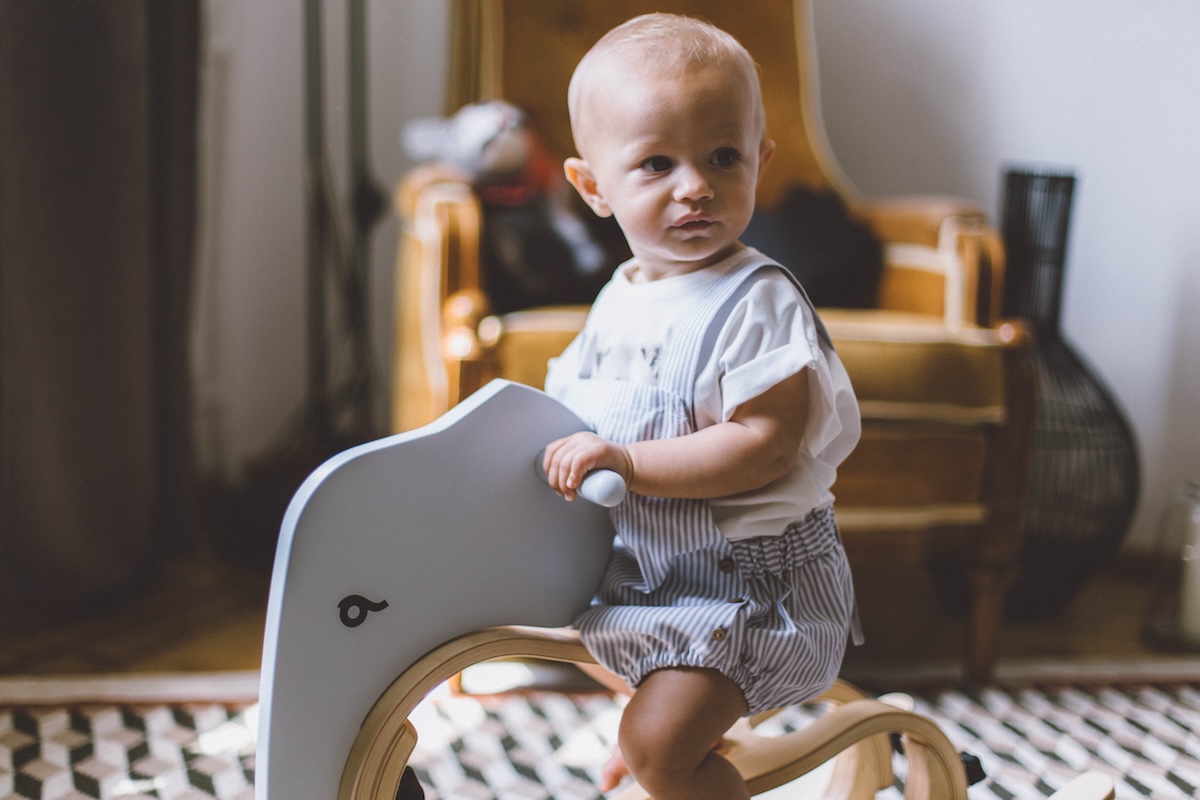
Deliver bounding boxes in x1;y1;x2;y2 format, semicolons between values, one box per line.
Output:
714;273;818;416
710;270;851;458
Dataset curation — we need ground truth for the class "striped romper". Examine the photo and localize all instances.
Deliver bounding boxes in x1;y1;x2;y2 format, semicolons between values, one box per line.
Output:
546;251;861;716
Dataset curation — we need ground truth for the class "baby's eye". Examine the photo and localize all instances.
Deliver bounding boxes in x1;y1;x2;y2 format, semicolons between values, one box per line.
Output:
711;148;741;167
640;156;673;173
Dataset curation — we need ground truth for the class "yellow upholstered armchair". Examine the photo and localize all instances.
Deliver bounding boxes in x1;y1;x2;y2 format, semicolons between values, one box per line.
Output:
390;0;1036;684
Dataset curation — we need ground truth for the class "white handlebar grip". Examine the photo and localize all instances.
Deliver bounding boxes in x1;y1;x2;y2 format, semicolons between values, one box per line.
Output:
535;451;627;508
577;469;627;508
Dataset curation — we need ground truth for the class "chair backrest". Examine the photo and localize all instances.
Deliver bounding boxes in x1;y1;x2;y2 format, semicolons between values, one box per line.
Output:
445;0;853;208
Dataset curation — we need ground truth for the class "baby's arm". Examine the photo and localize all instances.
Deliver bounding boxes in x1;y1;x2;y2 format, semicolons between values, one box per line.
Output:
543;369;808;501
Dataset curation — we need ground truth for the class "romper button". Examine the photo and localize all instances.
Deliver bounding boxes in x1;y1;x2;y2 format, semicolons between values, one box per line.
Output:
712;627;727;642
718;557;735;573
729;597;744;604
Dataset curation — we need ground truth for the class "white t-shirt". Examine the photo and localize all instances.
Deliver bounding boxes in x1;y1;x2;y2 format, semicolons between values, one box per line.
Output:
546;247;861;542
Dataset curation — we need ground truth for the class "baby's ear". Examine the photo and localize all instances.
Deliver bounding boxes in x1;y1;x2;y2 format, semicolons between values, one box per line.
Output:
564;157;611;217
758;138;776;178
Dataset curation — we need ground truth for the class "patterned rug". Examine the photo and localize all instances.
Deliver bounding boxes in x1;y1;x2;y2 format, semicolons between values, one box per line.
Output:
2;672;1199;799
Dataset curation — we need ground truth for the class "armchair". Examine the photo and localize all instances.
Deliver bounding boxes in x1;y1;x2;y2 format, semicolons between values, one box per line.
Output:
390;0;1036;684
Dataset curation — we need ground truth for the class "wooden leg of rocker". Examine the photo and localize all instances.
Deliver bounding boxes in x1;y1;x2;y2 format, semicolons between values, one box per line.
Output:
899;733;968;800
814;681;897;799
817;734;894;799
612;680;897;800
744;700;967;799
341;627;597;800
613;698;968;800
341;719;419;800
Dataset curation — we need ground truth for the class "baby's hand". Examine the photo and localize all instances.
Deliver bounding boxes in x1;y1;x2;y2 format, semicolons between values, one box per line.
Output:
542;432;633;502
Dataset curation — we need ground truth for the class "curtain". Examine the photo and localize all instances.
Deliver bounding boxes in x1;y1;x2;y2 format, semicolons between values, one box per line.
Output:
0;0;199;611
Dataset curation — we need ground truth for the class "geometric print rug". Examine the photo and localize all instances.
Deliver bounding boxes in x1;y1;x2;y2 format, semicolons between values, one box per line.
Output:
0;703;256;800
3;681;1199;799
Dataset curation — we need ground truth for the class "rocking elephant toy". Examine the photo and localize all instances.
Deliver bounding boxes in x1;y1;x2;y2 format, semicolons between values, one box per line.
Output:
255;379;1115;800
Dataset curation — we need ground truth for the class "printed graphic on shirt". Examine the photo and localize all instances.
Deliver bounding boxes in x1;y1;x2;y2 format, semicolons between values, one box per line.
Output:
589;341;664;385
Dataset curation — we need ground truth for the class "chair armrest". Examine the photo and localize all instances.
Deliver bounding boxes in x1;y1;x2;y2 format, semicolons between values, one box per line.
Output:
394;163;473;220
392;167;490;430
476;306;590;392
854;196;1006;328
856;195;986;248
823;310;1030;424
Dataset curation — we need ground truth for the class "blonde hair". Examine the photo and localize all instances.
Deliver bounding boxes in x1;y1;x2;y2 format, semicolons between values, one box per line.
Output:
567;13;766;153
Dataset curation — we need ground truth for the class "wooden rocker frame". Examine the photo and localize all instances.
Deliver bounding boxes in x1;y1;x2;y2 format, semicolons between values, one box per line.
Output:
255;380;1114;800
342;625;966;800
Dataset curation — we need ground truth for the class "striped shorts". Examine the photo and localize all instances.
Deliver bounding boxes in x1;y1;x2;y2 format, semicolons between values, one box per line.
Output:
575;506;856;716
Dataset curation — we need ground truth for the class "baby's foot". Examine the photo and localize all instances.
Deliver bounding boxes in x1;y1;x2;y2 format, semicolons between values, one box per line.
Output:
598;748;629;792
597;739;725;793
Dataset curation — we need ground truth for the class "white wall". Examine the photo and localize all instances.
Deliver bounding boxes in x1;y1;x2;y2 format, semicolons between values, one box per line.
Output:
812;0;1200;551
192;0;449;476
196;0;1199;551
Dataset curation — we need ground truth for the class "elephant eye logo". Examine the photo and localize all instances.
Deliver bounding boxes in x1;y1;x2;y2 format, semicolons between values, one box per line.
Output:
338;594;389;628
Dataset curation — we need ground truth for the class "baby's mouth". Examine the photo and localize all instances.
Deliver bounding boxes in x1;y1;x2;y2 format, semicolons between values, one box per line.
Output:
672;214;716;231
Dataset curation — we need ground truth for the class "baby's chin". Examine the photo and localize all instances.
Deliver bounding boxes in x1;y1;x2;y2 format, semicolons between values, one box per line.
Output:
629;241;745;280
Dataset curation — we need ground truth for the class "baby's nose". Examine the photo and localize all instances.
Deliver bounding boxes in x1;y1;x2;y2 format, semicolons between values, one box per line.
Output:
673;165;714;201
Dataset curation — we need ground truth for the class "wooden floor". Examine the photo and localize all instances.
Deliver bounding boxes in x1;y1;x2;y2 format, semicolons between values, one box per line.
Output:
2;547;1192;685
0;553;272;676
839;557;1192;685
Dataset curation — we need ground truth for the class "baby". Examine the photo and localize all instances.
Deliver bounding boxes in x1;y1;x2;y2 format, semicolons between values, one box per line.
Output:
541;13;862;799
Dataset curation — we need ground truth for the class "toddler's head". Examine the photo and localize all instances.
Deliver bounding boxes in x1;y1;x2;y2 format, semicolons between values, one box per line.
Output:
564;14;773;279
568;13;766;158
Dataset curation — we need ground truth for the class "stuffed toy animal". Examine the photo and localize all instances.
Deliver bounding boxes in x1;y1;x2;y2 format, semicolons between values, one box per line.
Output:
403;101;619;314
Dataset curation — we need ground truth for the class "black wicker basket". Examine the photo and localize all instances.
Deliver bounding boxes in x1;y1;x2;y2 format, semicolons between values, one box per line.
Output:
1000;168;1140;619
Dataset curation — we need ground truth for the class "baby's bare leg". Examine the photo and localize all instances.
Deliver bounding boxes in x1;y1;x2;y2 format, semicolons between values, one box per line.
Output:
617;666;750;800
